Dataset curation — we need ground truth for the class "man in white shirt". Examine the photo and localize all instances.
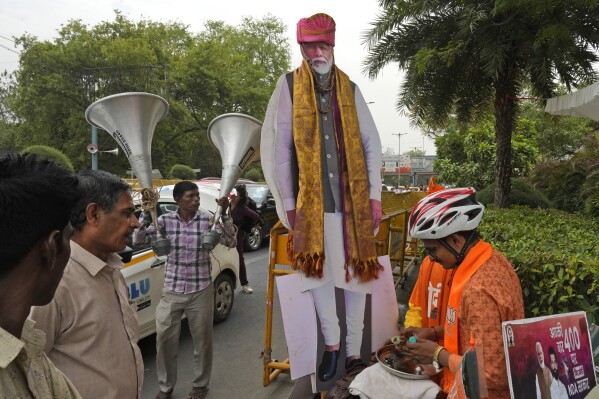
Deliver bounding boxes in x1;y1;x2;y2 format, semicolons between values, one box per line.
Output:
548;346;568;399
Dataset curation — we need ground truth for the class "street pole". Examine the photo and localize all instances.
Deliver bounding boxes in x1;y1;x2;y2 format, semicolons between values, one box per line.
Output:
392;133;407;187
91;126;98;171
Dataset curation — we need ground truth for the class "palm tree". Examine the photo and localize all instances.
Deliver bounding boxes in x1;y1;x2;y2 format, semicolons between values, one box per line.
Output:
363;0;599;207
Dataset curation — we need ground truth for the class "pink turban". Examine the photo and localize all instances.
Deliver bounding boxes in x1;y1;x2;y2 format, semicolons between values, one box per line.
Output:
296;13;336;47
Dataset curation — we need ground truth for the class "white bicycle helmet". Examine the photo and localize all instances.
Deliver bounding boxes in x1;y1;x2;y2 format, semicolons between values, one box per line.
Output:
408;187;484;240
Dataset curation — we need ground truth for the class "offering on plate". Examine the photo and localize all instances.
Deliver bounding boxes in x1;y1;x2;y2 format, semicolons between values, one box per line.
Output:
382;348;423;375
376;344;440;380
390;331;415;347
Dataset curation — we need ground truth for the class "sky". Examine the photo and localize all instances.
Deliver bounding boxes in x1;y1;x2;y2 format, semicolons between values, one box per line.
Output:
0;0;437;155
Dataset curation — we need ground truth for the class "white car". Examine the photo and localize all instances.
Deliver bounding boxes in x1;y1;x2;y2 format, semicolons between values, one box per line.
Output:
122;184;240;339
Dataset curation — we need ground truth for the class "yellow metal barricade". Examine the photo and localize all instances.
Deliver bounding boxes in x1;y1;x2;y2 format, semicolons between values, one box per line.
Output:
261;222;293;386
124;178;182;191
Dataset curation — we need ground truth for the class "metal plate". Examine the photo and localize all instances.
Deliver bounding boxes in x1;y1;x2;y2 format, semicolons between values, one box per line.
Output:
376;344;441;380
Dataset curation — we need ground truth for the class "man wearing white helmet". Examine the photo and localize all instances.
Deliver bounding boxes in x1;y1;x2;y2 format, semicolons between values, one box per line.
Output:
403;187;524;399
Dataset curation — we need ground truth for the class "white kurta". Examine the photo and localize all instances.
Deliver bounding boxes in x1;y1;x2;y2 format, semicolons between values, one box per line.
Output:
261;71;382;293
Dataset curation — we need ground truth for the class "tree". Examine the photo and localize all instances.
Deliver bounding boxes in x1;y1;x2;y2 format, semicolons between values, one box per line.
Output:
171;15;290;176
6;12;290;176
519;101;594;161
0;71;19;151
403;148;425;156
530;131;599;216
433;113;538;189
363;0;599;207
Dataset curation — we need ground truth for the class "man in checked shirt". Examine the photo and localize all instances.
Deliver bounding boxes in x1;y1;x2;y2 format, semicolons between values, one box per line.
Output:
133;180;236;399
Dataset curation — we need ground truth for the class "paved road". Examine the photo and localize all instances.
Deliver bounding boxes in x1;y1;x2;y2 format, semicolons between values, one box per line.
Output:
138;244;421;399
139;244;295;399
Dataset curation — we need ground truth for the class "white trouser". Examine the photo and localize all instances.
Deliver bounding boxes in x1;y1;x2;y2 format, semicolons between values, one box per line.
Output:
311;279;366;357
300;212;371;357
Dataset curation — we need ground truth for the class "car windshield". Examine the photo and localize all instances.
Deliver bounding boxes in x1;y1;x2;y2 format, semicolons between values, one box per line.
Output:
247;185;268;203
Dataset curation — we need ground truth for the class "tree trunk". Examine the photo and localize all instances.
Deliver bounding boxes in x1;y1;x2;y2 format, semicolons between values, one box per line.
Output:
493;66;517;208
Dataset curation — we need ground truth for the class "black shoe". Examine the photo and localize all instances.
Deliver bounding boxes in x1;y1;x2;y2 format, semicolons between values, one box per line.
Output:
318;349;339;382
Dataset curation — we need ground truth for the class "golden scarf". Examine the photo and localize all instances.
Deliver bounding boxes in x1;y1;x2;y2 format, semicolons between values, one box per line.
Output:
288;60;381;282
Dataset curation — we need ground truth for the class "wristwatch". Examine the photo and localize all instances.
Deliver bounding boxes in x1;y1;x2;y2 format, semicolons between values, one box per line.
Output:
432;345;444;372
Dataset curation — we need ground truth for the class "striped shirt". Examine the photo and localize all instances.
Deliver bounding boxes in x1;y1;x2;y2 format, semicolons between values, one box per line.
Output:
134;210;236;294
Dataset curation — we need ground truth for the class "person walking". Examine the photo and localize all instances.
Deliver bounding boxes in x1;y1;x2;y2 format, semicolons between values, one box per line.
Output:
229;184;260;294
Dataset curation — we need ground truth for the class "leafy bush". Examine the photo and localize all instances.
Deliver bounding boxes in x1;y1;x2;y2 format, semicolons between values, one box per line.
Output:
477;179;552;208
243;164;264;181
21;145;75;171
479;206;599;323
168;164;196;180
529;133;599;216
584;192;599;217
529;160;586;213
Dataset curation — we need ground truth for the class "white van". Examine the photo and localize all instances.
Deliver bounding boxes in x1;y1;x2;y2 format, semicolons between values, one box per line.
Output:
122;184;240;338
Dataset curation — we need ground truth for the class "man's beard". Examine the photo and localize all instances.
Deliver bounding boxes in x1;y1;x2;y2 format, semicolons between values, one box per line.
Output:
551;367;559;380
310;56;334;75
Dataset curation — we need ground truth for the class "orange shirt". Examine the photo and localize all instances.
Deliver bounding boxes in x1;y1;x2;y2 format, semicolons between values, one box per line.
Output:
454;248;524;399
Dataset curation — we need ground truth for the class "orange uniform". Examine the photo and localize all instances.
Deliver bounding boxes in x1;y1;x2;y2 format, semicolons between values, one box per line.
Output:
405;257;452;336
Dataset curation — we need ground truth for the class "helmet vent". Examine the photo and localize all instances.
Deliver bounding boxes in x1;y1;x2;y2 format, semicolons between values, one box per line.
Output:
420;219;434;231
465;208;482;220
439;211;457;226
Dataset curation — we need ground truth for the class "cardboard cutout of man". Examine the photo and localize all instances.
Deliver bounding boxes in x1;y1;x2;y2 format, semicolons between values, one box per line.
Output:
261;13;383;383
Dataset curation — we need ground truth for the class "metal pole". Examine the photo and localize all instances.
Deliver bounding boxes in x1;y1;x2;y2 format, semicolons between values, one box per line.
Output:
91;126;98;171
392;133;407;187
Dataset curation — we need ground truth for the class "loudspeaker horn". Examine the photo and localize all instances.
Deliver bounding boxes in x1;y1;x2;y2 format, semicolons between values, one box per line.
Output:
85;92;168;188
85;92;170;256
201;113;262;249
87;144;98;154
101;148;119;156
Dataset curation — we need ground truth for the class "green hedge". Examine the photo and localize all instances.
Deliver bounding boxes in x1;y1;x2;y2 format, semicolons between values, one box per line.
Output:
168;164;196;180
21;145;74;171
243;164;264;181
479;206;599;323
477;179;552;208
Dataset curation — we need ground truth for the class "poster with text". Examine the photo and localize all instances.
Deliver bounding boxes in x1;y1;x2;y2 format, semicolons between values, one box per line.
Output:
503;311;597;399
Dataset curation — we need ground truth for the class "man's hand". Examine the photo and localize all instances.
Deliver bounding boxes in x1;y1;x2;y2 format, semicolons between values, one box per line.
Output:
286;209;296;230
405;337;439;365
371;199;382;230
216;197;229;210
400;326;437;342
